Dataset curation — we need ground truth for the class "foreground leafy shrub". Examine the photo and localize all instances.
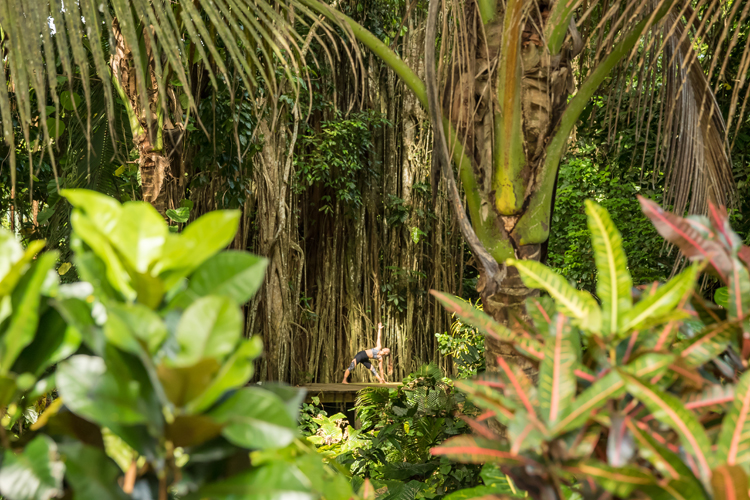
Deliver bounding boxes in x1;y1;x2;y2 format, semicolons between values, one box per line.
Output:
346;365;483;498
431;198;750;500
0;190;351;500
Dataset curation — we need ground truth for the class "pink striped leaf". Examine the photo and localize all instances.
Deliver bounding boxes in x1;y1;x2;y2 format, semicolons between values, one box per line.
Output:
677;320;737;368
620;371;714;484
639;195;732;281
570;461;654;498
718;371;750;469
538;314;577;426
430;290;544;360
710;464;750;500
430;435;527;466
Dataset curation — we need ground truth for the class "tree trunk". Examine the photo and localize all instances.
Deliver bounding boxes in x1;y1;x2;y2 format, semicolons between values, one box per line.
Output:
111;18;179;214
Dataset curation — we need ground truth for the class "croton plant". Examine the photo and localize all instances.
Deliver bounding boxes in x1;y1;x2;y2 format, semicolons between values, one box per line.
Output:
431;198;750;500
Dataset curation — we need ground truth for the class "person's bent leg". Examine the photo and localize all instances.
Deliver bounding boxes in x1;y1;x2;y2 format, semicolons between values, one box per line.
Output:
342;359;356;384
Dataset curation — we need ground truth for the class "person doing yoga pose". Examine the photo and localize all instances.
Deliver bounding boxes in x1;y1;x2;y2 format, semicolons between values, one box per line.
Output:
342;322;390;384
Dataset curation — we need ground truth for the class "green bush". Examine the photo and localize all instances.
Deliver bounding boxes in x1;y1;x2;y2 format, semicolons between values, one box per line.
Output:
436;299;486;379
431;198;750;499
0;190;351;500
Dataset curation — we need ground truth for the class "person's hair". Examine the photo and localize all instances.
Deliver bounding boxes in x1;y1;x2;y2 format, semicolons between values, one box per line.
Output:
381;347;390;355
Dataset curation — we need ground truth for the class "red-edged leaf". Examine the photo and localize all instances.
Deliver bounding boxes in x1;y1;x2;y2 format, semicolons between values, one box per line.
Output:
570;461;653;497
430;291;544;360
627;419;709;500
538;314;577;425
726;259;750;358
678;320;737;368
430;435;528;465
738;246;750;269
711;465;750;500
454;379;516;425
639;195;731;281
553;353;673;435
496;356;537;418
718;371;750;468
683;384;735;412
708;203;742;254
620;371;714;483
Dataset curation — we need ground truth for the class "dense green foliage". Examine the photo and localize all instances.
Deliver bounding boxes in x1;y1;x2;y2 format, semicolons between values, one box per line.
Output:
0;190;351;500
431;199;750;500
435;302;485;379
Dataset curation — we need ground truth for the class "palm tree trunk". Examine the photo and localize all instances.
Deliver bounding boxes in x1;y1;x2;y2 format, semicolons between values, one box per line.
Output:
110;18;170;214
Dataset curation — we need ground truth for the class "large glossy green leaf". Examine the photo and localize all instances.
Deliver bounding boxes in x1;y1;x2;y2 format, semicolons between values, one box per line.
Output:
572;461;654;497
711;465;750;500
185;337;262;414
553;353;673;435
718;370;750;468
0;228;25;284
621;264;699;331
1;252;58;373
620;371;714;482
538;314;577;425
430;435;526;465
430;291;543;359
108;202;167;274
507;259;601;332
586;200;633;335
62;189;121;237
0;436;64;500
174;251;268;308
155;210;241;279
57;442;129;500
0;240;46;296
209;386;298;450
12;307;80;377
70;211;135;300
678;320;736;368
56;354;154;427
105;303;167;355
171;295;242;367
186;462;313;500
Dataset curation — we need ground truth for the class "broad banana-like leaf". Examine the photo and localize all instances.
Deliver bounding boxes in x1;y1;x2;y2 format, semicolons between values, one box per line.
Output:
711;465;750;500
717;371;750;468
620;264;699;332
430;435;528;466
430;291;544;360
620;371;714;483
585;200;633;336
506;259;601;332
639;196;732;281
571;461;654;498
553;353;673;435
677;320;737;368
538;314;577;426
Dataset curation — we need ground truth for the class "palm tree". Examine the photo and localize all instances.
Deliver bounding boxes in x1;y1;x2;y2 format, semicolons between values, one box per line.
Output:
296;0;741;371
0;0;323;213
1;0;744;372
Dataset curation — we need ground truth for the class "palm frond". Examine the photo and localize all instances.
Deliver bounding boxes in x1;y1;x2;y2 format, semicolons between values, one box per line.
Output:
0;0;355;195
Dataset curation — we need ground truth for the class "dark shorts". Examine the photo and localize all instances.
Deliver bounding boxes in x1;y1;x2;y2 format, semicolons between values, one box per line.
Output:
348;350;374;372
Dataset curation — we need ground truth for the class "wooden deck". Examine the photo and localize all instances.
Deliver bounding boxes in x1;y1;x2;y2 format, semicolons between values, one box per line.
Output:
299;382;401;403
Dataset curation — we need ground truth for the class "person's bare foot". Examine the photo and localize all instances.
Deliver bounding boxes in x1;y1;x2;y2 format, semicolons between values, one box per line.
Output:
342;380;348;384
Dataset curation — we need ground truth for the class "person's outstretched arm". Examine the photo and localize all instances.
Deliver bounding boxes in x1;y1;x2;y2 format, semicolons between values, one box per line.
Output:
376;322;383;349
